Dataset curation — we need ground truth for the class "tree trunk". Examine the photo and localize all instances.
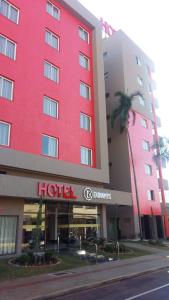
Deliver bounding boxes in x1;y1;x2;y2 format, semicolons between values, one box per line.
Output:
127;130;142;239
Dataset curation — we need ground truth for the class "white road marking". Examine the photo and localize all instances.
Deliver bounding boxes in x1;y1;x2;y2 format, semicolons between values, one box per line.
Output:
125;283;169;299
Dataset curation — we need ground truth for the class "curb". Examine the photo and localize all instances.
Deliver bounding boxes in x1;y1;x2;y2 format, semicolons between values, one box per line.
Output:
31;265;169;300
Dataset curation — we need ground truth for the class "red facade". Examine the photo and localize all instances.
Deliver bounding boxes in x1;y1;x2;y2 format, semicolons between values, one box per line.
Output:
0;0;96;166
128;112;161;216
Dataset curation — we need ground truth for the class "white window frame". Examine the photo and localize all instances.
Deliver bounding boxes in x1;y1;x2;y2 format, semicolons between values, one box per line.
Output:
45;29;59;50
145;164;152;176
79;26;89;43
137;75;143;86
142;140;150;151
43;96;58;118
80;113;91;131
0;0;19;24
147;190;155;201
0;121;10;146
44;61;59;83
140;118;147;128
46;1;60;20
80;81;90;100
0;34;16;60
42;134;58;158
80;146;92;166
79;53;89;70
0;75;13;100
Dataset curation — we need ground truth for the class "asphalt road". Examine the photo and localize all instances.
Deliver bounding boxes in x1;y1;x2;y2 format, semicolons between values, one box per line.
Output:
52;269;169;300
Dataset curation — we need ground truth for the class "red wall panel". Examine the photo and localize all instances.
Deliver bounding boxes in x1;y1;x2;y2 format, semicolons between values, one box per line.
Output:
0;0;96;167
128;112;161;215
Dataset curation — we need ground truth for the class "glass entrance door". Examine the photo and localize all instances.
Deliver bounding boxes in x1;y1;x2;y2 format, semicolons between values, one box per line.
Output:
57;203;100;244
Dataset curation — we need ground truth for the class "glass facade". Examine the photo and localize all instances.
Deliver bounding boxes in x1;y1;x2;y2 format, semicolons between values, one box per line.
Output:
22;201;100;248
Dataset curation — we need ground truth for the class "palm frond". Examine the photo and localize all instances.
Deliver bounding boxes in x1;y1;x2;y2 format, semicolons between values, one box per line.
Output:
111;90;139;132
152;136;169;162
130;91;143;99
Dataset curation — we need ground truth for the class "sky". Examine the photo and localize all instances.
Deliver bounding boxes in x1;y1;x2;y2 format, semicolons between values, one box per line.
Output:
79;0;169;136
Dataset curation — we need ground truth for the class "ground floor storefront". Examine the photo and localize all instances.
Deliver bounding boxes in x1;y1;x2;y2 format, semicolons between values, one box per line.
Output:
141;215;164;239
0;175;132;255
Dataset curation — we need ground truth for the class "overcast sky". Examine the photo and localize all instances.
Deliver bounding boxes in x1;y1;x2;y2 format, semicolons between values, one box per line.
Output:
79;0;169;136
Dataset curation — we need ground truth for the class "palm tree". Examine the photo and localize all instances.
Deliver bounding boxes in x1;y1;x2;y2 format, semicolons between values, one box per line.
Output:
152;137;169;162
111;91;143;239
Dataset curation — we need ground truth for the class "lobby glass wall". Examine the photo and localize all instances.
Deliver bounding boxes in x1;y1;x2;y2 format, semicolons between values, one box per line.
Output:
23;201;45;248
23;200;101;248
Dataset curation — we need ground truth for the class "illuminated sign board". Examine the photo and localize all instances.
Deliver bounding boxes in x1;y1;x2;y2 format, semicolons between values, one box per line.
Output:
37;182;77;199
100;17;115;36
83;187;111;201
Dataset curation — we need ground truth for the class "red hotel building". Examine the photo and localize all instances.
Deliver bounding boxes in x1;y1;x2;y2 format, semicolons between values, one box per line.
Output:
0;0;132;255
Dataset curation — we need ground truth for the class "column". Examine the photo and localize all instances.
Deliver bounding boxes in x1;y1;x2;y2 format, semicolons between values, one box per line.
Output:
101;204;107;239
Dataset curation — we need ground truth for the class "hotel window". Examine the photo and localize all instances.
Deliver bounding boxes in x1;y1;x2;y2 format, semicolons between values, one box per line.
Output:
79;26;89;43
46;1;60;20
44;61;59;82
0;216;17;255
45;30;59;50
43;96;58;118
139;95;145;106
145;164;152;176
147;190;155;201
0;121;10;146
142;140;150;151
80;82;90;99
79;53;89;70
0;34;16;60
140;118;147;128
103;51;108;57
0;76;13;100
80;113;91;131
81;146;92;166
0;0;19;23
42;134;58;157
136;56;141;66
137;75;143;86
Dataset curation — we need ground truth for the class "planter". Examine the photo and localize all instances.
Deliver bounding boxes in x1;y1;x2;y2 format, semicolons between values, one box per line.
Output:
8;257;62;268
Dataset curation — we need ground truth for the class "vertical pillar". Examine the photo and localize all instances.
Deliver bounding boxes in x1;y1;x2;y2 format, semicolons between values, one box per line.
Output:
133;215;141;239
151;216;158;239
54;207;58;240
101;204;107;240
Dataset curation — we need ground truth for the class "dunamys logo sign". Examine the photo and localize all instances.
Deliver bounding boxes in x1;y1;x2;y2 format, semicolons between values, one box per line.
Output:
83;188;111;201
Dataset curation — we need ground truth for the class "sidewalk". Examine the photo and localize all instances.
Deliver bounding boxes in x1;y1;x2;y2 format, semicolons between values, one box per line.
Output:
0;243;169;300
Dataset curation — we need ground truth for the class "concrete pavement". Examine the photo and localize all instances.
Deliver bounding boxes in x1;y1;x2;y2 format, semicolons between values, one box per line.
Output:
0;243;169;300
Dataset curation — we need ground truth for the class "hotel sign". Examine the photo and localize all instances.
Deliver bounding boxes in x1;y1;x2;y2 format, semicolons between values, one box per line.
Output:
100;17;115;37
37;182;77;199
83;187;111;201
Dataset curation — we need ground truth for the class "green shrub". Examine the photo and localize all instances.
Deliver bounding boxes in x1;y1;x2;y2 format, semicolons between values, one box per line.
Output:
119;243;126;253
104;242;127;253
104;244;113;253
45;251;58;264
149;239;163;246
17;254;32;265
